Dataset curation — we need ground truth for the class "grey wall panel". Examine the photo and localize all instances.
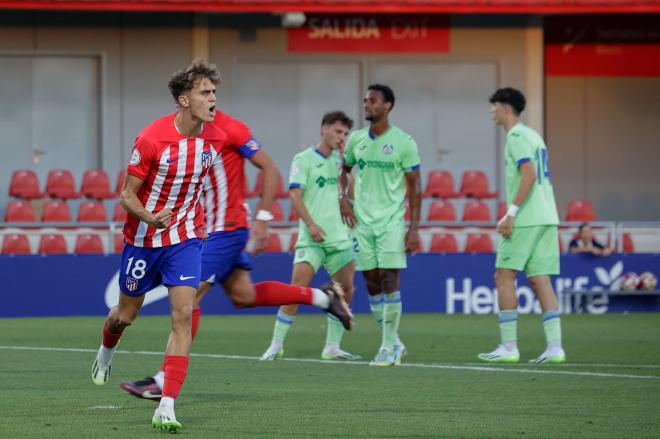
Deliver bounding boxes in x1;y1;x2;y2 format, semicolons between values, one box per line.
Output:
232;61;361;183
372;62;498;192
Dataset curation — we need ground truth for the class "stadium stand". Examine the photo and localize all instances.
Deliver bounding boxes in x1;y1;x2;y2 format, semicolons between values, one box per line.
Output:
81;170;115;199
566;200;596;221
459;170;498;199
1;233;31;254
462;200;492;222
74;234;105;254
423;170;460;199
427;200;457;222
465;233;494;253
288;232;298;252
77;201;108;223
114;233;124;253
41;200;72;223
45;169;81;199
9;170;45;199
429;232;459;253
38;234;68;254
4;200;37;223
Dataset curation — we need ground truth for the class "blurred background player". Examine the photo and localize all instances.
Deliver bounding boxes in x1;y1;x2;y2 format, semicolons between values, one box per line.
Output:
261;111;361;361
339;84;422;366
478;87;566;365
569;223;612;256
119;105;353;402
91;60;227;433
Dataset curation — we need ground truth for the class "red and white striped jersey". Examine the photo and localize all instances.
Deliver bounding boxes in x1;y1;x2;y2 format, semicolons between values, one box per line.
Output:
123;113;227;248
202;111;262;233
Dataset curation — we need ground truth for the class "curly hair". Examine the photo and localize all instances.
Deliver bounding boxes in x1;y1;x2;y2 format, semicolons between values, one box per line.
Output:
168;59;221;103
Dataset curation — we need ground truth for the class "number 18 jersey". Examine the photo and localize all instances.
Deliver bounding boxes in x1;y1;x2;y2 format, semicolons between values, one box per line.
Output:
505;122;559;227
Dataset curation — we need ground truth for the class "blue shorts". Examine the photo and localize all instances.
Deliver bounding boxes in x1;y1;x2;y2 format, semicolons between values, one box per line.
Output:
201;229;252;285
119;239;202;297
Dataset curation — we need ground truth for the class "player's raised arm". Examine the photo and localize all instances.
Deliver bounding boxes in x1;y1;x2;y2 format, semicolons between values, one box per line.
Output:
249;148;278;255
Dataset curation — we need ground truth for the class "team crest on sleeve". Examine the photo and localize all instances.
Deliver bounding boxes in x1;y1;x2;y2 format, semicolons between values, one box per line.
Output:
201;151;213;168
125;277;138;292
291;163;300;177
129;148;141;166
383;144;394;155
246;137;262;151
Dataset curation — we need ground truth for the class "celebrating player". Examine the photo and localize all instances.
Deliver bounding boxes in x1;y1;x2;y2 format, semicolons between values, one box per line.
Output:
118;108;352;403
339;84;422;366
91;60;227;432
261;111;361;361
478;87;566;364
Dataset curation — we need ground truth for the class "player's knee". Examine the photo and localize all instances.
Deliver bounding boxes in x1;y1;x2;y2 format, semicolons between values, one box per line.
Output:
230;287;255;308
108;314;133;332
171;304;193;327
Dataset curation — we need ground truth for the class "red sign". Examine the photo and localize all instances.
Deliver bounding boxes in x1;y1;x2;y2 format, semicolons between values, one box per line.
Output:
545;15;660;76
288;15;450;53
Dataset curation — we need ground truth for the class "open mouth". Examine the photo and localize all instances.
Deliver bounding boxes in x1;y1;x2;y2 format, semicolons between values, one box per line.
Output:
209;105;216;115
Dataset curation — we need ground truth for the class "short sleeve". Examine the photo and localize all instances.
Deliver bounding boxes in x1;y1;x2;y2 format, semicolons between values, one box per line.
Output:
508;132;533;167
126;135;156;181
344;133;357;167
288;153;308;190
401;136;421;172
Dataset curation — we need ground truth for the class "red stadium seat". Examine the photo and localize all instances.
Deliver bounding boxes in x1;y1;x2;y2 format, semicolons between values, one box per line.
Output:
77;201;108;223
252;170;288;199
45;169;81;199
429;233;459;253
41;200;72;223
112;203;128;223
81;169;115;199
264;234;283;252
114;233;124;253
462;200;492;222
4;200;37;222
74;234;104;254
423;170;460;199
38;234;68;254
9;170;45;199
622;233;635;253
427;200;457;222
289;232;298;252
459;170;498;199
115;170;126;196
465;233;494;253
565;200;596;222
1;233;31;254
288;205;300;222
256;200;284;222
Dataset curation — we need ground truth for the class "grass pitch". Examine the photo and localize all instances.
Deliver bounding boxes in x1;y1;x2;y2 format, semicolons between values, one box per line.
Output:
2;313;659;438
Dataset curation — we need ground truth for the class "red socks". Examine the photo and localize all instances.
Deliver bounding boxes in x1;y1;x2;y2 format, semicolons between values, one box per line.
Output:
253;281;313;306
191;307;201;340
102;321;123;349
162;355;189;399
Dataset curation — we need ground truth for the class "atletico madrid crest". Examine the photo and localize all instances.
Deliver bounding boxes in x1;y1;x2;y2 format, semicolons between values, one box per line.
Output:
125;277;138;292
201;151;213;168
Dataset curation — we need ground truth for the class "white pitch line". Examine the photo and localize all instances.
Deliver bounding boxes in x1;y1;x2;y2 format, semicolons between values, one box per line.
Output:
1;345;660;381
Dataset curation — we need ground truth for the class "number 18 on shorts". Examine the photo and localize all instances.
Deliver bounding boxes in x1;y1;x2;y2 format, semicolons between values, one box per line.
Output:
118;239;203;296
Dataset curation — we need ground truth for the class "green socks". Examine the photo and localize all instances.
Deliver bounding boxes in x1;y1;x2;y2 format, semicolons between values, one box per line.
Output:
382;291;402;351
325;314;345;348
272;310;296;344
543;310;562;349
499;310;518;351
368;294;384;327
